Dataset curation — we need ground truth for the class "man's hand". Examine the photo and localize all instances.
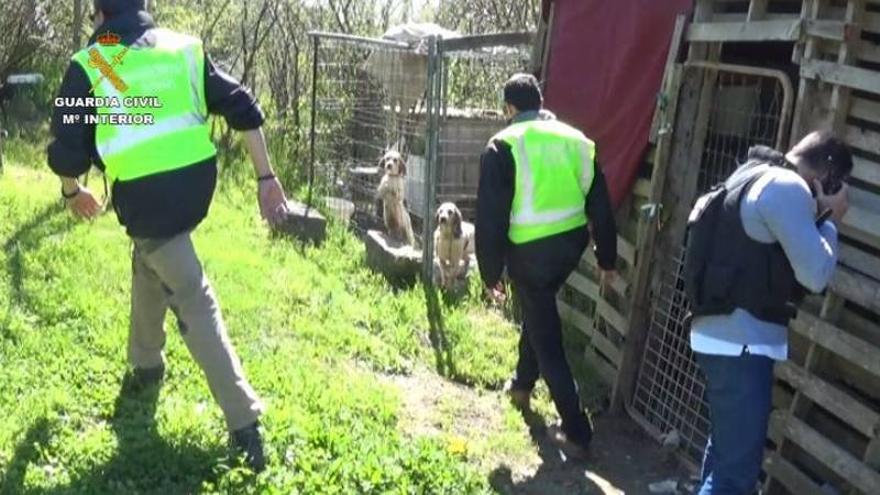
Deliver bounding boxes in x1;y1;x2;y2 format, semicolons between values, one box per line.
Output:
815;180;850;224
598;268;617;294
258;178;289;227
486;282;507;306
65;186;103;220
241;128;290;227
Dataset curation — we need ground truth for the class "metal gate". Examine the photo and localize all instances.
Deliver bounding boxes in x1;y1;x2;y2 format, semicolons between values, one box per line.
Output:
629;63;795;465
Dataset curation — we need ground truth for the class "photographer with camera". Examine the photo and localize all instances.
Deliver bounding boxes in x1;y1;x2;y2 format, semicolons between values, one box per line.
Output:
684;131;851;494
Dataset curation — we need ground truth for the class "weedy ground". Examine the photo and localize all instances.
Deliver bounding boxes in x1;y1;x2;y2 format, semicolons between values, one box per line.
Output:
0;141;677;494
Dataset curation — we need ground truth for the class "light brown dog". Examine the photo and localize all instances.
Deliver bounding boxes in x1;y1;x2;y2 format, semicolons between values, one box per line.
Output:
433;202;474;289
376;150;416;246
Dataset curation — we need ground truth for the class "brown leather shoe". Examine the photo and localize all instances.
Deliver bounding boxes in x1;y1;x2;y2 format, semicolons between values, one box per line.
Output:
504;381;532;411
547;424;590;461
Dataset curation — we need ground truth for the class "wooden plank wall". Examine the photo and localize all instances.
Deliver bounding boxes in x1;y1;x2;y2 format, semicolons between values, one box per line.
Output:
436;116;504;220
557;213;638;391
688;1;880;493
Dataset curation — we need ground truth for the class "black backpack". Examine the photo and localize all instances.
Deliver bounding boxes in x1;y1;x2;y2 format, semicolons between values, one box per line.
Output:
682;182;733;317
682;157;800;325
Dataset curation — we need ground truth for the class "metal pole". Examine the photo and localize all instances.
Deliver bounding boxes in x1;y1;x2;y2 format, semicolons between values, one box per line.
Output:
442;51;449;119
421;36;440;282
305;35;321;211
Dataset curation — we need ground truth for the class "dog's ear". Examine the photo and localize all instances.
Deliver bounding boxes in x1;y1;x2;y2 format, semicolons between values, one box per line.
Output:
378;154;385;170
399;158;407;176
452;208;462;238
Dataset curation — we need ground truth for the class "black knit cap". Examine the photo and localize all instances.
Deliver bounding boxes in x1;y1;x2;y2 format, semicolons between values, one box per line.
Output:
94;0;148;16
503;73;543;112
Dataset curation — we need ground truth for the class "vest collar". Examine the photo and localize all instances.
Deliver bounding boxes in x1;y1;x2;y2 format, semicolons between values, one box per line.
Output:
509;109;557;125
89;10;156;47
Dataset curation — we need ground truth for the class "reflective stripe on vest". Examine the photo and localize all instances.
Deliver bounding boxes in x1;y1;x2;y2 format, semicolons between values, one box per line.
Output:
493;119;596;244
71;28;216;183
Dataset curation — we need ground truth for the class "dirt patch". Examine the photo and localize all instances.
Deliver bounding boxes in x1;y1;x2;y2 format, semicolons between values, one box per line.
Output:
382;368;541;473
384;368;694;494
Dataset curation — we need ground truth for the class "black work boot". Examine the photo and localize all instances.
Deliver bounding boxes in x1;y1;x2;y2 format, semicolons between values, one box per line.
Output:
231;422;267;473
133;364;165;387
122;364;165;394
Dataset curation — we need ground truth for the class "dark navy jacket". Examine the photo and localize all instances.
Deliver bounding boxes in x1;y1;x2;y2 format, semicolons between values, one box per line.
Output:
48;10;264;238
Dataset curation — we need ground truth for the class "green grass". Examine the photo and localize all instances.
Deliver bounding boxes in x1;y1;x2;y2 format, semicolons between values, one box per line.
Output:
0;138;604;494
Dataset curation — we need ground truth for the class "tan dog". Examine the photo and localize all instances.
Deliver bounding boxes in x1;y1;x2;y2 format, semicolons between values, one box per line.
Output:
376;150;416;246
433;202;474;289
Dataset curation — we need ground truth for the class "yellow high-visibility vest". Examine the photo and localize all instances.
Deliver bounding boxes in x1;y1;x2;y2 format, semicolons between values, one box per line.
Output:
71;28;216;183
493;119;596;244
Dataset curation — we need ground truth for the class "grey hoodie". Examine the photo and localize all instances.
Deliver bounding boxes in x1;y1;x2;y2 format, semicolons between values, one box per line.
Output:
690;151;838;360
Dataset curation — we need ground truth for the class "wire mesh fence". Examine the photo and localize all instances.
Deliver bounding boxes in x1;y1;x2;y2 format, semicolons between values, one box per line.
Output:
630;65;793;465
307;31;532;278
696;69;789;190
436;37;532;219
307;33;432;237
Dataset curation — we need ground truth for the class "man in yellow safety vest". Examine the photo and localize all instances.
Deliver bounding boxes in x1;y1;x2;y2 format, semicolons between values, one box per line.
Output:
476;73;618;457
47;0;289;472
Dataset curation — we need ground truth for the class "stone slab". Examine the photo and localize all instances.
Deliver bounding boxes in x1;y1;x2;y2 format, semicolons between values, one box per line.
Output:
365;229;422;284
275;200;327;245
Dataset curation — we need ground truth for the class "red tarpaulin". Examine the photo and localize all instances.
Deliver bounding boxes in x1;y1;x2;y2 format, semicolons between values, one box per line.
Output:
543;0;693;208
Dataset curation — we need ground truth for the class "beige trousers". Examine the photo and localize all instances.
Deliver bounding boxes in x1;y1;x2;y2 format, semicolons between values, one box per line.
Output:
129;232;264;431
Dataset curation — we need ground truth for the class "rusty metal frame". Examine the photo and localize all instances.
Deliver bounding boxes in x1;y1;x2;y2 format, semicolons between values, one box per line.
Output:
685;61;796;150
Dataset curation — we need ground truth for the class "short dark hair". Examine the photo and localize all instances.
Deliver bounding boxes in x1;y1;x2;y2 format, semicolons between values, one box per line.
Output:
94;0;148;16
503;73;543;112
786;130;853;179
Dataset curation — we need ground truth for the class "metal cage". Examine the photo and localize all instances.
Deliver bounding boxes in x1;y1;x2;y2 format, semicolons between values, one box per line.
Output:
306;31;532;278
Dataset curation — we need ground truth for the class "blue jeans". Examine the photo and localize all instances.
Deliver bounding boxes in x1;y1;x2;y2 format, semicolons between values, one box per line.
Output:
695;351;774;495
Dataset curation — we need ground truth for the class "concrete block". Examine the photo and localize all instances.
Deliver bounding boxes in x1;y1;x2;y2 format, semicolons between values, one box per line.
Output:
365;229;422;284
275;200;327;245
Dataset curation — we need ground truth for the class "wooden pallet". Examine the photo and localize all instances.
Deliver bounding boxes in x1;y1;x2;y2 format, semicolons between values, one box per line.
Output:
683;1;880;493
541;4;880;489
557;229;637;388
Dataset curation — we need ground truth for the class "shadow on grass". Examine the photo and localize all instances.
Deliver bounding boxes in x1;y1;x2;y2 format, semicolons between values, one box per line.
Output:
1;202;70;342
2;376;224;495
0;417;55;494
3;202;69;305
422;281;457;380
